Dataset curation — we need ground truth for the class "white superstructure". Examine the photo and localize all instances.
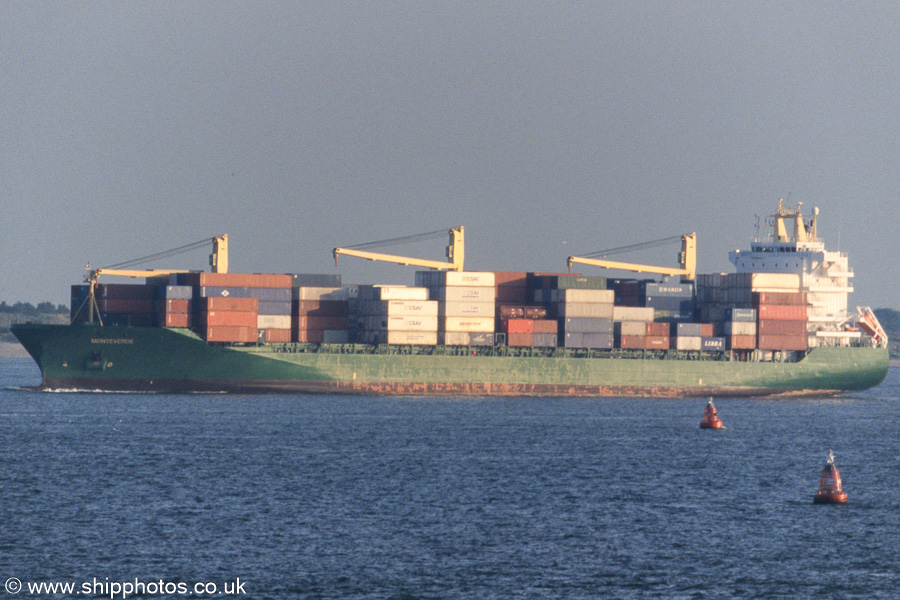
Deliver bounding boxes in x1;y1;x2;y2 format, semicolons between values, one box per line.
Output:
728;200;854;343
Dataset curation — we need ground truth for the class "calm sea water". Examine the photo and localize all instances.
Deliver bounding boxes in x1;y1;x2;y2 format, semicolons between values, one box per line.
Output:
1;357;898;600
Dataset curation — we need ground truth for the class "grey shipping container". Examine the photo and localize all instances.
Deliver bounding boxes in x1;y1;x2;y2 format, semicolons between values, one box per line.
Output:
559;317;614;334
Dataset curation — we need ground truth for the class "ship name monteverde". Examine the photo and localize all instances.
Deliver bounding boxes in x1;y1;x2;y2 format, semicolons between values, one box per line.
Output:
91;338;134;345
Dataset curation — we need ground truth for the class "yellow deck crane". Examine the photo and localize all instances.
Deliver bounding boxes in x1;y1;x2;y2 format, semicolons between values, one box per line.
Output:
567;233;697;282
82;235;228;324
333;227;465;271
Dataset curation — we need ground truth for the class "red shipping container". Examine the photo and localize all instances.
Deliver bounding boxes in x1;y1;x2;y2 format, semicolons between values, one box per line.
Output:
201;310;258;327
646;322;670;336
263;328;292;343
507;333;534;347
753;291;807;306
645;336;670;349
294;316;349;330
160;313;190;328
159;299;190;314
728;335;757;350
700;323;715;337
292;300;349;316
293;330;325;343
758;334;808;351
495;286;528;303
202;297;259;311
757;304;807;320
502;319;533;334
758;319;807;335
532;319;558;334
493;272;528;286
204;326;258;343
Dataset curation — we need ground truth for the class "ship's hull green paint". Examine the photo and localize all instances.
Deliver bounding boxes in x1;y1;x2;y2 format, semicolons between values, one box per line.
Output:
11;323;889;397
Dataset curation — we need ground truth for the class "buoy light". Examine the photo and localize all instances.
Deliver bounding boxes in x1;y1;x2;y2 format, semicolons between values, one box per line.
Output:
813;450;847;504
700;398;724;429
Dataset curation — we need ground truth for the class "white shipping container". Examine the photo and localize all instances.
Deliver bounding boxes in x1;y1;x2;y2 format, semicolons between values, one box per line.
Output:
442;316;496;332
378;315;439;331
382;330;439;345
257;315;292;329
439;331;496;346
430;286;494;302
724;321;757;335
551;289;615;303
358;285;430;301
440;300;496;317
558;302;614;319
617;321;648;336
750;273;800;290
416;271;496;287
371;300;439;317
612;306;655;322
675;336;702;351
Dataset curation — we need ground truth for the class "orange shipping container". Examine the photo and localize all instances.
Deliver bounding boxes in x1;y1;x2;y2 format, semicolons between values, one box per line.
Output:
728;335;757;350
202;297;259;311
618;335;647;349
502;319;533;334
201;310;258;327
757;304;807;320
758;334;808;351
160;313;190;328
293;330;326;343
532;319;558;334
182;272;293;288
159;299;190;314
263;328;292;343
700;323;715;337
204;326;258;343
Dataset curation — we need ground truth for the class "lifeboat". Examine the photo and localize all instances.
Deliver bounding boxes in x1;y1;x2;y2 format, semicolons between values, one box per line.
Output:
813;450;848;504
699;399;724;429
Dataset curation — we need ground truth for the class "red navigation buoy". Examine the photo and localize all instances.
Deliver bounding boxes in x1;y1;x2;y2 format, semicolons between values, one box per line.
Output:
813;450;848;504
699;399;724;429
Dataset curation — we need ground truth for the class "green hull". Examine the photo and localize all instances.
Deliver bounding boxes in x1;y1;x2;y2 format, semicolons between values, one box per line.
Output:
11;323;889;397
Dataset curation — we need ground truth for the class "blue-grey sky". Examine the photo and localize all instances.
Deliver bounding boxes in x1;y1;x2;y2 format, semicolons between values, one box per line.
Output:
2;2;898;309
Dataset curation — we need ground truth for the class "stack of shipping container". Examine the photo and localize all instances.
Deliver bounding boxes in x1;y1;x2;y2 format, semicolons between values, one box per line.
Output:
416;271;496;346
291;276;347;343
352;285;437;345
756;291;808;351
67;265;815;355
532;275;612;349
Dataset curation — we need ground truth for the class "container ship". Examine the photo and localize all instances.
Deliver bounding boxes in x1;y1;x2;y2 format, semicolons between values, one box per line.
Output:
11;201;889;397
